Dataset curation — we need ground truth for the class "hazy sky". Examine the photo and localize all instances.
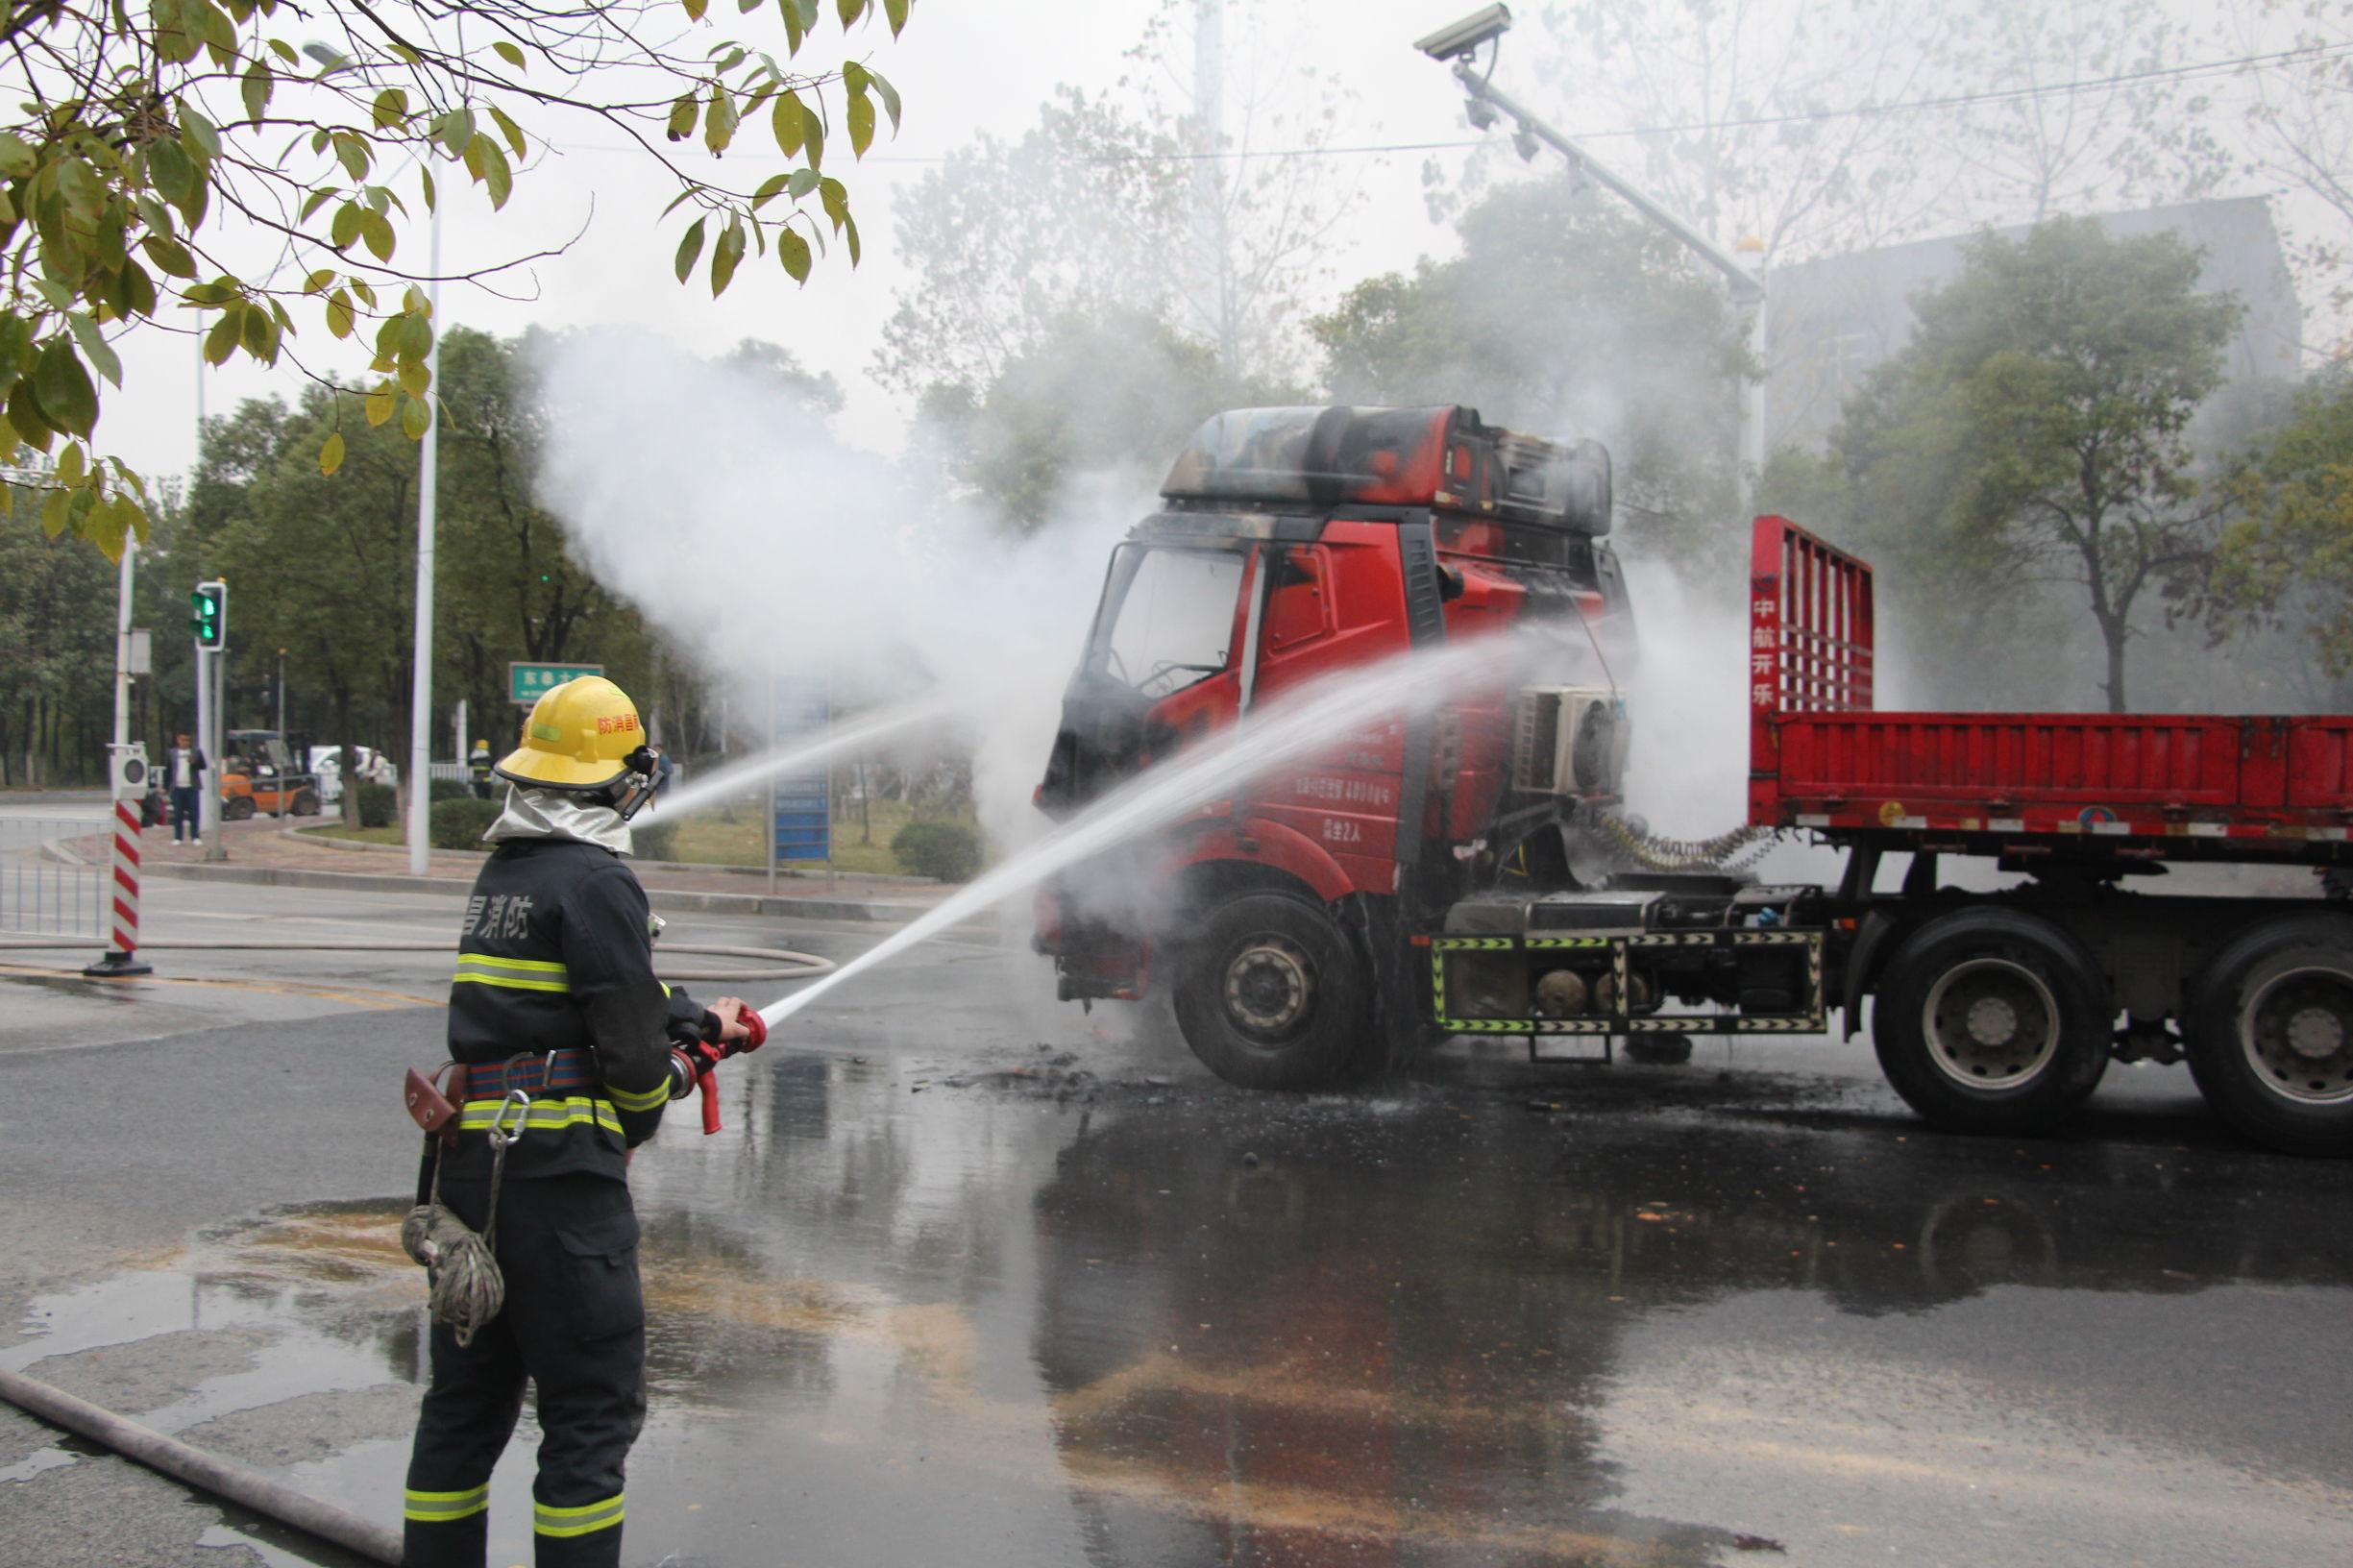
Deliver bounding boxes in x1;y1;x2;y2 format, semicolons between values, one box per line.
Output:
108;1;1503;485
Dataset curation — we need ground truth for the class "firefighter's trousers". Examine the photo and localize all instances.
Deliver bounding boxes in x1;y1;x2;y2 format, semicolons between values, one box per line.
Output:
403;1171;646;1568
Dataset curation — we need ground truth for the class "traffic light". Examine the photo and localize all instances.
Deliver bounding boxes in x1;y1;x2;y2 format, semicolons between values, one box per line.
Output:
190;580;228;650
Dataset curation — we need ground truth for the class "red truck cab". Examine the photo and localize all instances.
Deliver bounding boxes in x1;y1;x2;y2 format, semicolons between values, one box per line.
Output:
1035;405;1634;1086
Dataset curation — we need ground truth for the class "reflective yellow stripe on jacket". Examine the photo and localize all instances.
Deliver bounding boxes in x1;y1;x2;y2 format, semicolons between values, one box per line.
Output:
456;1095;623;1138
452;953;571;993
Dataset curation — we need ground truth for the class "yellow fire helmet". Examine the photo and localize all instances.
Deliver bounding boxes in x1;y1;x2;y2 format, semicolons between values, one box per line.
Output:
496;675;652;795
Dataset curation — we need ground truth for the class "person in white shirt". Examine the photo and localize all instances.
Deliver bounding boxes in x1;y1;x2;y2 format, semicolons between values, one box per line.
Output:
165;733;208;844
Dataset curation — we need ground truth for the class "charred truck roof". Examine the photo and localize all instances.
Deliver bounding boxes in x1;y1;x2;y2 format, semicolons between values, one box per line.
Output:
1141;404;1612;564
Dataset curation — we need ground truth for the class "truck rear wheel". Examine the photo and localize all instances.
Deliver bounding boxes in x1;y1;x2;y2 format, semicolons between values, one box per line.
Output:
1172;893;1372;1090
1872;909;2108;1136
223;795;256;821
2186;916;2353;1157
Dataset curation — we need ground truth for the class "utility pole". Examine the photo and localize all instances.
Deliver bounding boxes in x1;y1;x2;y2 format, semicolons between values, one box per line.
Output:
1420;6;1769;509
112;546;136;747
275;648;286;737
405;202;443;876
1192;0;1234;372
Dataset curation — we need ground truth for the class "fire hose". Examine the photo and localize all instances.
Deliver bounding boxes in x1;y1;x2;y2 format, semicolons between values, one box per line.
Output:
0;1364;403;1564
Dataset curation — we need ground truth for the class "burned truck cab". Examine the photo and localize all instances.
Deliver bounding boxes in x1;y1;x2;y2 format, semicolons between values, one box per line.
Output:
1036;404;1635;1088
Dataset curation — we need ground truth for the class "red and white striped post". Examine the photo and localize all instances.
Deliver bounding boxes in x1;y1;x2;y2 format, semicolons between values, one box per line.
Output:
85;744;154;978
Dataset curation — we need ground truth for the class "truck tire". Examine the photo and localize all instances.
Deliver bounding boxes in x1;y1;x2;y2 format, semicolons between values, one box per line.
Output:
290;788;321;817
1871;909;2109;1136
1172;892;1372;1090
223;795;256;821
2185;915;2353;1157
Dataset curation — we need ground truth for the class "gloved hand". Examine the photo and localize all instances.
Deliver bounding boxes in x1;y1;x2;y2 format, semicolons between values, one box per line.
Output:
703;996;765;1057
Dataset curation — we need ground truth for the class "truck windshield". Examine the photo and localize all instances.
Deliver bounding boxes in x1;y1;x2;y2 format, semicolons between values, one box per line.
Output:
1094;546;1245;698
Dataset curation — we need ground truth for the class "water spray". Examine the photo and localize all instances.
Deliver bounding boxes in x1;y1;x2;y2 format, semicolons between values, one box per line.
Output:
650;697;954;822
754;635;1571;1029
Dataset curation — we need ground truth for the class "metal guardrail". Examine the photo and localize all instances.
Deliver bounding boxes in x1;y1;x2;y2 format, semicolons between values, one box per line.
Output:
0;816;105;939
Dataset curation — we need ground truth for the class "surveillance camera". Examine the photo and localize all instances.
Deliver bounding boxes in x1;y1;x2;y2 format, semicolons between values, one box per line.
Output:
1414;4;1513;62
1513;126;1540;161
1465;98;1500;132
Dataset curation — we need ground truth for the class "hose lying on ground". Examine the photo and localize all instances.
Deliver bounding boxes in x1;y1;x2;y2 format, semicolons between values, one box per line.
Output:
0;1364;402;1566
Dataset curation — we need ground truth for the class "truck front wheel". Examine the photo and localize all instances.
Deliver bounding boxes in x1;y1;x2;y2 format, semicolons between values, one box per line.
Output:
1872;910;2109;1136
2186;916;2353;1157
1172;893;1372;1090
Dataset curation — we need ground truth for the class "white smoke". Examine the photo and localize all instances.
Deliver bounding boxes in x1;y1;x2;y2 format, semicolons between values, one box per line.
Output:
528;330;1152;850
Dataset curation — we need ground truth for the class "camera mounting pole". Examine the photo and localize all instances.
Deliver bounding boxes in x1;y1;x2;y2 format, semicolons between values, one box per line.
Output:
1420;7;1770;506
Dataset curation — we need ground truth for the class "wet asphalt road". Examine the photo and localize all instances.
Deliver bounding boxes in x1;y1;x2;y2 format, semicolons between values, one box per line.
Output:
1;875;2350;1567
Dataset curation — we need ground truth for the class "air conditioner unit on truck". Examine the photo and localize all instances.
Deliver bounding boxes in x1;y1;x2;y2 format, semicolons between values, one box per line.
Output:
1035;407;2353;1158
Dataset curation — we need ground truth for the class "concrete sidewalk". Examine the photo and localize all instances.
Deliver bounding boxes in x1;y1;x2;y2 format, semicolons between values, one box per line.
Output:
65;815;962;922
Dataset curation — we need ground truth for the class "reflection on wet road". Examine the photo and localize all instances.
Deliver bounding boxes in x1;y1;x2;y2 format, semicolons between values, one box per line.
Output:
10;1043;2353;1566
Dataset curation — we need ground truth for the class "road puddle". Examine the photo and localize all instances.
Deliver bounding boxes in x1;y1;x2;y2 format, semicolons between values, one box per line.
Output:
9;1045;2352;1565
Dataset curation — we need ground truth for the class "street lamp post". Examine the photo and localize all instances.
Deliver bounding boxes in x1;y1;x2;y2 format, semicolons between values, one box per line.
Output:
405;201;443;876
1418;6;1770;509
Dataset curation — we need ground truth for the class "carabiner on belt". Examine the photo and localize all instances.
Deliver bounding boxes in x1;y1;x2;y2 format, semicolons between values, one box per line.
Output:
488;1088;533;1147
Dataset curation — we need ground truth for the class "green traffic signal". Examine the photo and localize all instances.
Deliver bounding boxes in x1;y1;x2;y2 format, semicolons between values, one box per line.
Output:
190;581;227;649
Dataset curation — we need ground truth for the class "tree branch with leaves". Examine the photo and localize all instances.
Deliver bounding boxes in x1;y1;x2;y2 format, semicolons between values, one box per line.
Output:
1;0;910;558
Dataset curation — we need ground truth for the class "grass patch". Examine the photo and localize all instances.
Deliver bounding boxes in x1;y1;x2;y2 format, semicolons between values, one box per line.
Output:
301;822;406;846
647;796;973;876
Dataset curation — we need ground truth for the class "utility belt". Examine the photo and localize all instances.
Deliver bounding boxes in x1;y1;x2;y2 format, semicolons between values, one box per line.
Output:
404;1049;624;1143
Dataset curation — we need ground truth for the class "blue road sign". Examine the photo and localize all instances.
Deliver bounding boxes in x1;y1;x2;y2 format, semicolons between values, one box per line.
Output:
772;682;830;863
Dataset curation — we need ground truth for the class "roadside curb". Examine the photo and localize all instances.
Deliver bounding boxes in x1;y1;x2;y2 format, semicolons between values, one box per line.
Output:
136;859;951;924
283;824;938;886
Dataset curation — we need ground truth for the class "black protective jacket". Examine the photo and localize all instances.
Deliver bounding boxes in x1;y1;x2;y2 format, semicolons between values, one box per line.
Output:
446;837;700;1182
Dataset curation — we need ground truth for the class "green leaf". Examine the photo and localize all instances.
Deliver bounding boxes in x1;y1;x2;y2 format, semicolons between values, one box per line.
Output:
302;267;336;295
241;305;275;360
330;201;361;250
181;279;237;306
770;91;804;157
819;176;848;231
788;166;820;199
299;186;336;222
751;172;791;210
478;137;513;209
400;311;433;359
846;90;874;158
0;132;36;180
331;131;371;183
420;166;436;212
359;211;395;261
487;105;527;159
710;219;745;297
365;382;397;426
400;395;430;439
40;488;68;538
326;289;355;338
674;217;707;283
704;90;739;156
777;226;811;282
837;0;863;25
141;235;198;279
146;139;195;207
668;95;699;143
319;429;345;476
683;0;708;17
803;109;823;170
844;211;860;265
398;357;431;397
180;106;221;159
242;57;274;126
64;313;122;387
269;37;299;65
884;0;907;37
493;39;527;69
372;87;409;131
434;110;475;158
867;67;902;131
35;339;98;435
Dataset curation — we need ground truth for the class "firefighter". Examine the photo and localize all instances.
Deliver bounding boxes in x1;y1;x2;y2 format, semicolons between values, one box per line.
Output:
468;738;494;799
403;675;756;1568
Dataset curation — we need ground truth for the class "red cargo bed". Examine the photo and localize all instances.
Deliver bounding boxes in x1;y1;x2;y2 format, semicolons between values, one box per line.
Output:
1745;517;2353;859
